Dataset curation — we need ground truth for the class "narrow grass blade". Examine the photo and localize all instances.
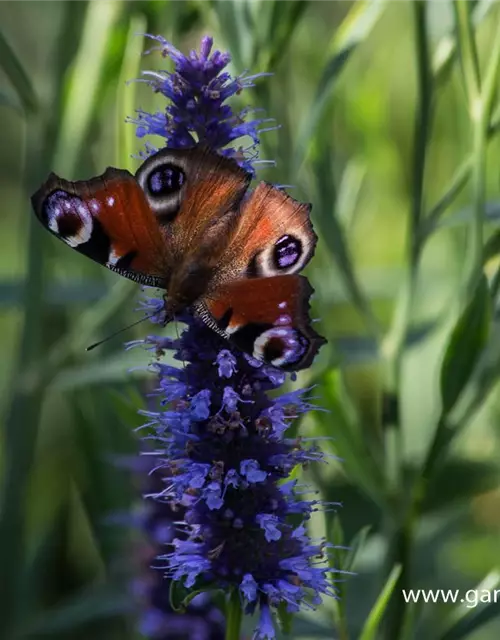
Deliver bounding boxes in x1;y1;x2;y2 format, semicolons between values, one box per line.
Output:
438;571;500;640
0;89;22;113
259;0;309;70
440;275;491;414
16;586;131;638
53;0;124;173
318;371;386;509
0;6;126;634
433;0;497;82
358;565;402;640
293;0;387;171
116;15;146;170
0;29;38;113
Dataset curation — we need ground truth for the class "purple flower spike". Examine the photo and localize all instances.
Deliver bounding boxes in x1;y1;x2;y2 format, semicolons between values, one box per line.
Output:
128;35;334;640
128;34;273;174
132;312;335;639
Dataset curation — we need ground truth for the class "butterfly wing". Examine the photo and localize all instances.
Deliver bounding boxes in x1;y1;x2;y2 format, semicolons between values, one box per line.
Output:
197;275;325;371
135;145;251;262
32;146;251;290
31;168;171;287
196;182;325;369
213;182;317;286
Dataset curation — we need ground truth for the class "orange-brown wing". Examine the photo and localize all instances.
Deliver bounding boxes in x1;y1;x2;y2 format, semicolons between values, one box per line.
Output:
135;145;252;263
196;275;326;371
31;168;171;287
215;182;317;285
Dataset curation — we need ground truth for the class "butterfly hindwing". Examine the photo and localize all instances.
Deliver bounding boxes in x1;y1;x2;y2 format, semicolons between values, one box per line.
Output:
197;275;325;370
214;182;317;286
31;168;170;287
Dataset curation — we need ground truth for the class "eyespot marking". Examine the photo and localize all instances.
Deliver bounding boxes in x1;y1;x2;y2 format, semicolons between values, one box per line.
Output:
41;190;111;262
43;190;93;247
253;326;307;367
147;163;185;196
273;234;302;270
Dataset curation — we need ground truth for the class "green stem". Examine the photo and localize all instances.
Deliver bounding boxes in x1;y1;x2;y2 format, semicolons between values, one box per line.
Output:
425;157;472;230
425;101;500;232
454;1;481;102
466;97;487;299
226;589;243;640
462;6;500;299
453;0;487;300
383;3;432;638
0;122;47;637
383;0;433;383
382;0;432;464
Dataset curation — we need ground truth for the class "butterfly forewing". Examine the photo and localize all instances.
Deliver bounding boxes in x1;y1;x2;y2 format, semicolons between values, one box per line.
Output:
151;146;251;258
31;169;171;287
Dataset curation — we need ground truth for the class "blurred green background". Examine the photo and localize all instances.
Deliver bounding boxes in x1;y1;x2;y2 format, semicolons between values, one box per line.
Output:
1;1;500;639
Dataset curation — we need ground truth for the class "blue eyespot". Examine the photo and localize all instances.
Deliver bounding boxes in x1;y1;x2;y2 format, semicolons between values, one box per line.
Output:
147;164;185;196
273;234;302;270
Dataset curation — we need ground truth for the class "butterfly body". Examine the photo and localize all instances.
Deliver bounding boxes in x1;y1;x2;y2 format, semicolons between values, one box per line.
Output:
32;146;325;370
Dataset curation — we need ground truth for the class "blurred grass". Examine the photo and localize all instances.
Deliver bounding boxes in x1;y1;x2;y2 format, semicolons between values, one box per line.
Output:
1;1;500;639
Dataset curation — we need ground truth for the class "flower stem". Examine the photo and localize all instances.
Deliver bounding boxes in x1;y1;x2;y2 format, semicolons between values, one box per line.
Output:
226;588;243;640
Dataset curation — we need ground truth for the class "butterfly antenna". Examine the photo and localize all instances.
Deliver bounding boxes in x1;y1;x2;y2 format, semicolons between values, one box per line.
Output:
86;313;157;351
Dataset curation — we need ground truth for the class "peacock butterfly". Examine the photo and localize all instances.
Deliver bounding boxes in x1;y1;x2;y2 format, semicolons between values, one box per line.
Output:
31;145;326;370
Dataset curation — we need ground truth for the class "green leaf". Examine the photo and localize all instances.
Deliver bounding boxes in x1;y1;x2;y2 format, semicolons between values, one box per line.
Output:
342;525;372;573
483;227;500;263
318;371;386;509
116;15;146;170
259;0;309;70
433;0;498;82
293;0;387;170
439;573;500;639
52;0;124;173
0;3;94;634
16;586;130;638
169;578;219;613
424;459;500;513
49;350;150;391
169;579;189;613
335;321;438;364
19;502;70;618
0;29;38;112
0;89;22;113
358;565;402;640
440;275;491;414
435;200;500;229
